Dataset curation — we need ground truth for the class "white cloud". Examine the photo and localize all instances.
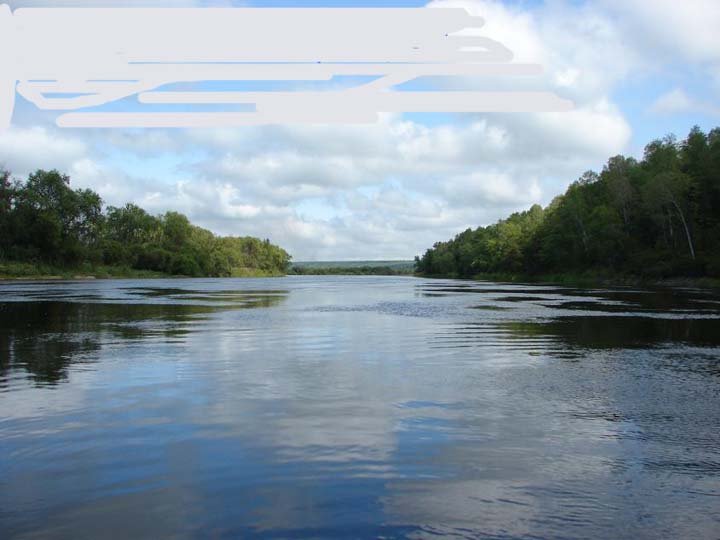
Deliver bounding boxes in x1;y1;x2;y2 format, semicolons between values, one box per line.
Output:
442;171;542;206
650;88;720;116
0;126;86;175
600;0;720;65
428;0;639;103
429;0;543;63
650;89;694;115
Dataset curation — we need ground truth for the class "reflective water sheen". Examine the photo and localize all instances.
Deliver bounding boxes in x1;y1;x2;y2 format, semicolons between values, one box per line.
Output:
1;276;719;539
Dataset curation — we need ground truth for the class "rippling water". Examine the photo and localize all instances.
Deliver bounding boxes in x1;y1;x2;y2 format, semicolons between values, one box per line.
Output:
1;276;719;539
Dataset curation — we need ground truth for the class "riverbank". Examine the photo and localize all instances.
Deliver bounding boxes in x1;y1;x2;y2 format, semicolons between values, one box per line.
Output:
418;271;720;289
5;261;718;288
290;260;415;276
289;266;414;276
0;261;286;280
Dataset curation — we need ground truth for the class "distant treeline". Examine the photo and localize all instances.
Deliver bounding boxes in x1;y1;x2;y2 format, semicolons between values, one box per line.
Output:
416;126;720;279
0;169;291;277
289;265;413;276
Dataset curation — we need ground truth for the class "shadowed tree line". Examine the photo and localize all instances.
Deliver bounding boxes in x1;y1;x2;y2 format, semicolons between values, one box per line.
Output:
289;265;413;276
416;126;720;280
0;169;291;277
0;288;289;384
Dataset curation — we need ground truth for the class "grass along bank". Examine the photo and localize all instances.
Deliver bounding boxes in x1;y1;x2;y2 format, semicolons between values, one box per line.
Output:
418;270;720;290
0;261;286;280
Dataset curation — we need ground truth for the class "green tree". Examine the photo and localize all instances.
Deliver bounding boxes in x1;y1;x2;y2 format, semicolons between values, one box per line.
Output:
416;126;718;280
642;171;696;260
2;169;291;277
11;170;103;263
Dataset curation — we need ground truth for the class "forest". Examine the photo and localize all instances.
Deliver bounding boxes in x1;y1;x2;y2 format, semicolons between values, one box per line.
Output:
0;169;291;277
415;126;720;280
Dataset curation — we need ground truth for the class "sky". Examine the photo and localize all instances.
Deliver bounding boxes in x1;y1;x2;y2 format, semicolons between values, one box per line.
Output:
1;0;719;261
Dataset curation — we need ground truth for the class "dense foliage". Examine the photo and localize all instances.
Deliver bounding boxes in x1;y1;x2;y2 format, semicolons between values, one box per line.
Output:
0;169;291;276
416;126;720;279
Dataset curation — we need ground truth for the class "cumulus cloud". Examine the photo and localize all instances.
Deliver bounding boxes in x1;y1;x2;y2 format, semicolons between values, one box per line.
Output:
600;0;720;66
650;89;694;115
650;88;720;117
428;0;639;103
0;126;87;175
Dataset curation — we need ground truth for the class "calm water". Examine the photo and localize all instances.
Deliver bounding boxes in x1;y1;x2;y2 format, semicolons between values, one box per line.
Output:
1;276;719;539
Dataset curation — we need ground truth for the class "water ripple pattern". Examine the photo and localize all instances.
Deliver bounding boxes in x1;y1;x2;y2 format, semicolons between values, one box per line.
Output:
1;276;719;539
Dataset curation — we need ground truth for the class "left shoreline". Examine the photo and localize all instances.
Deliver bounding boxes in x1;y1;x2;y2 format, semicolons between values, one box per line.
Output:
0;264;287;281
0;274;288;281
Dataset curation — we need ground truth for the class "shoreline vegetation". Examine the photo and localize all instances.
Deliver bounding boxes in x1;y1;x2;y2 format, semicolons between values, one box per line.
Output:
0;261;286;281
289;260;415;276
0;169;291;279
419;271;720;290
4;263;718;289
416;126;720;287
3;125;718;290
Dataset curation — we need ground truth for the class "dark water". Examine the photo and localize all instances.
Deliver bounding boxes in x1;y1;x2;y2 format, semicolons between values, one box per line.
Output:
1;276;719;539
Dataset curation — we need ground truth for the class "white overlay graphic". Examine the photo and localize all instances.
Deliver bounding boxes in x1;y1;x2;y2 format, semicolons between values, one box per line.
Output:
0;5;572;128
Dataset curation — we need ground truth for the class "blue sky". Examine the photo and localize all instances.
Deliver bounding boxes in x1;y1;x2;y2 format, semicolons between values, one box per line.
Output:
2;0;719;260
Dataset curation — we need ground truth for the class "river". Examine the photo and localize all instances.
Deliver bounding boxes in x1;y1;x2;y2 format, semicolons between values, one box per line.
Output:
1;276;719;539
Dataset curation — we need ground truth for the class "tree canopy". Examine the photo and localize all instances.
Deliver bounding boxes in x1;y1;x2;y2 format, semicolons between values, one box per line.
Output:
416;126;720;279
0;170;291;277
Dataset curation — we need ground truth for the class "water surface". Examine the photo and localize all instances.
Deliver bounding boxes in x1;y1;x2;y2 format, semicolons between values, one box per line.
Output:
1;276;719;539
